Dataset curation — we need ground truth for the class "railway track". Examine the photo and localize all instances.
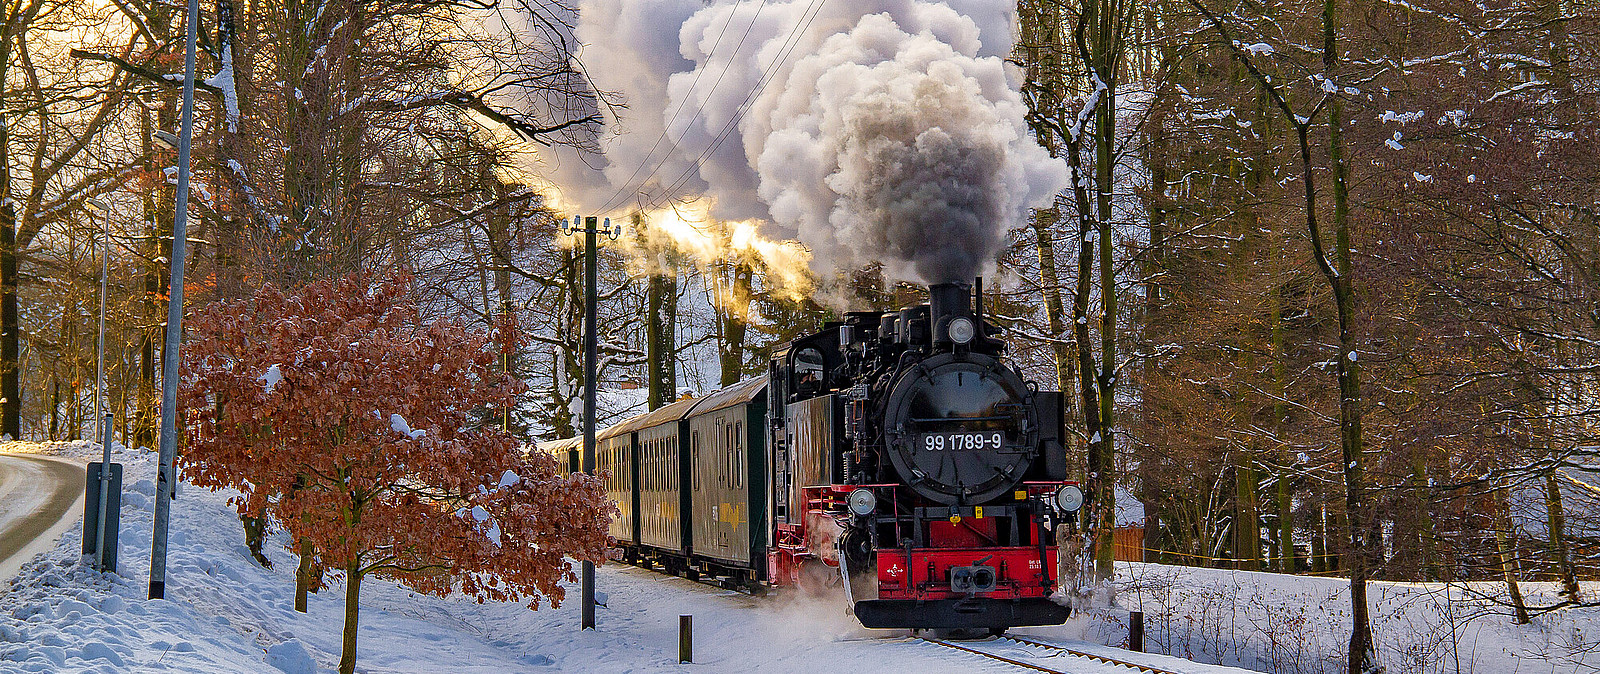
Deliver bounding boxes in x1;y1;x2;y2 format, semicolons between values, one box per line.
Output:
919;634;1184;674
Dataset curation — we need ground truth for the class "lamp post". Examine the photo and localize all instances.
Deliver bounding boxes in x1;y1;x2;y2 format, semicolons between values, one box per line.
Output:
149;0;200;600
561;214;620;631
84;198;115;573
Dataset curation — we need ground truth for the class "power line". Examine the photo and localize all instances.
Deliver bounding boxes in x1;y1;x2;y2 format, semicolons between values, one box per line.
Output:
593;1;745;213
596;0;770;215
644;0;829;212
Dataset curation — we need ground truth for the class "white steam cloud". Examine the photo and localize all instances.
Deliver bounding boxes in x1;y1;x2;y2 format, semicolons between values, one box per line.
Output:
543;1;1066;285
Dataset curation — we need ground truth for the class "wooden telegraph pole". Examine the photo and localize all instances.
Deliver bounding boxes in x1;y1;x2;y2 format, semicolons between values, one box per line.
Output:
566;214;618;630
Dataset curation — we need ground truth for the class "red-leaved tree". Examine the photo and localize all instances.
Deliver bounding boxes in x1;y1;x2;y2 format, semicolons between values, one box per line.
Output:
178;272;612;674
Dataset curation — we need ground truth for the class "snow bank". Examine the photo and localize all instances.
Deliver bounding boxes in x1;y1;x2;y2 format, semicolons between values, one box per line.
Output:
1098;562;1600;673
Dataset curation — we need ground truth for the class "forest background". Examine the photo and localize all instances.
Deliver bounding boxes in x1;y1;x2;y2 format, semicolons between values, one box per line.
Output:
2;0;1598;654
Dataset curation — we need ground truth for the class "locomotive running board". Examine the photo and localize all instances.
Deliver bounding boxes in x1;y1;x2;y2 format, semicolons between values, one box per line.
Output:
853;598;1071;629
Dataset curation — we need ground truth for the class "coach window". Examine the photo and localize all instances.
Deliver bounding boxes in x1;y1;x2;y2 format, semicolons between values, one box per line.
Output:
693;431;701;491
734;421;743;489
725;422;735;488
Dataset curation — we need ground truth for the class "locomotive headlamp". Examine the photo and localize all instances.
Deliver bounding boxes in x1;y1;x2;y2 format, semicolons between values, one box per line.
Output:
1054;485;1085;513
847;488;877;516
947;316;975;344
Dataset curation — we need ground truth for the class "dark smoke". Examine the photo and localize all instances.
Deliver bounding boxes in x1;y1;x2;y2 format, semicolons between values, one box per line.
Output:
548;2;1067;286
835;85;1013;284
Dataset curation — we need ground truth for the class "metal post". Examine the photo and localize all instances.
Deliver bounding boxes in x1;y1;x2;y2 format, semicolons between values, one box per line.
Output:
581;215;598;630
89;200;112;572
149;0;199;600
679;614;692;663
1129;610;1144;652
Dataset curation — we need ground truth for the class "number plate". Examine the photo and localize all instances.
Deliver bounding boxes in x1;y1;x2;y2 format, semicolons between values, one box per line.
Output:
920;431;1005;451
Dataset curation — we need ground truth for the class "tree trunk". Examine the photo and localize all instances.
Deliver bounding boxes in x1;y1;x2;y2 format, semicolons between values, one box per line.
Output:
1545;471;1582;603
1088;0;1124;583
718;258;751;388
1070;144;1106;579
1033;209;1077;406
339;566;362;674
1271;289;1294;573
1495;485;1530;624
0;23;16;441
1275;472;1293;572
1410;452;1436;579
1319;0;1374;665
1;214;17;440
1311;505;1329;573
214;0;247;300
296;537;314;612
1235;460;1260;570
646;273;677;408
1016;2;1078;422
49;380;60;441
485;187;516;430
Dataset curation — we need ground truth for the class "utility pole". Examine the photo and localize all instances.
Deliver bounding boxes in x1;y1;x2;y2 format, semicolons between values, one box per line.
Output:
149;0;200;600
564;214;617;631
583;215;596;631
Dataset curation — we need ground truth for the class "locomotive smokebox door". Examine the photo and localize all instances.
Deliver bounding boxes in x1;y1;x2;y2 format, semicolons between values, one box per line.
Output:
882;352;1038;505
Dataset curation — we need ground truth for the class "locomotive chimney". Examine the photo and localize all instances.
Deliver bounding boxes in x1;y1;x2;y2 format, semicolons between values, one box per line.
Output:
928;282;974;347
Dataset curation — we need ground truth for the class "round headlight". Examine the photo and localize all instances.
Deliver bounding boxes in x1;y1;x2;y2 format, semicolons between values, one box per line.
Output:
948;317;975;344
1054;485;1085;513
847;488;877;516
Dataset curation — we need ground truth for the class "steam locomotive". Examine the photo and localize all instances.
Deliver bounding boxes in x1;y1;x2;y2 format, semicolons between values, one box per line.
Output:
541;281;1082;631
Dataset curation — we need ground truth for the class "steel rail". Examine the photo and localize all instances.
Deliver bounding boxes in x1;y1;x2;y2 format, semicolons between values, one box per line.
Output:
997;634;1184;674
919;637;1068;673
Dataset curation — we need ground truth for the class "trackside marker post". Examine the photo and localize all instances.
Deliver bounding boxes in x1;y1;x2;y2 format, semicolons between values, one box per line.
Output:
1130;611;1144;652
679;614;692;663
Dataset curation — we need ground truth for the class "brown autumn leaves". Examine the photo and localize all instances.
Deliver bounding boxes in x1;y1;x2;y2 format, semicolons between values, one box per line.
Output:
176;271;614;608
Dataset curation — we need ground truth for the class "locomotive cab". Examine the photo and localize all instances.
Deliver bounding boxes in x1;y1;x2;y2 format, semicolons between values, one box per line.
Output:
768;280;1079;631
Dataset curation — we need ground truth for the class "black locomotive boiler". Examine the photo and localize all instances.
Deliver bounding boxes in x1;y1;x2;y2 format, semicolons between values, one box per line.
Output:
541;280;1084;631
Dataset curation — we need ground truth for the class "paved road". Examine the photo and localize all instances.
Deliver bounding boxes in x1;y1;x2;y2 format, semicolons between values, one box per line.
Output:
0;453;85;580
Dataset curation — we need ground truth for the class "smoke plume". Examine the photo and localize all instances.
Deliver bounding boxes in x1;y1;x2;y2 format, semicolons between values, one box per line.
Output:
542;1;1066;286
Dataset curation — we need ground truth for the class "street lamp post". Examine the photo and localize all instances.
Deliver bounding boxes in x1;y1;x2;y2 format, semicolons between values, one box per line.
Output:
85;198;116;573
149;0;200;600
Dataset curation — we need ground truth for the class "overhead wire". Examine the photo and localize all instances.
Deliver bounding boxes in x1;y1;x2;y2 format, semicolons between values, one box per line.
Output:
595;0;771;215
640;0;829;214
592;0;747;214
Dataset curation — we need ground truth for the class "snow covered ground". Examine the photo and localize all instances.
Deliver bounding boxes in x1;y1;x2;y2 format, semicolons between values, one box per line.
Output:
1108;560;1600;673
0;440;1592;673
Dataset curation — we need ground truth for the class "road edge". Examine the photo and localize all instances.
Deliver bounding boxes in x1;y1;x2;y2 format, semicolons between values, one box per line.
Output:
0;453;88;583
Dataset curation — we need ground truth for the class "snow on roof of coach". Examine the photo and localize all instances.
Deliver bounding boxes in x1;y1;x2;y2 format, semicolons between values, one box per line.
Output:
598;394;704;440
688;376;767;417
